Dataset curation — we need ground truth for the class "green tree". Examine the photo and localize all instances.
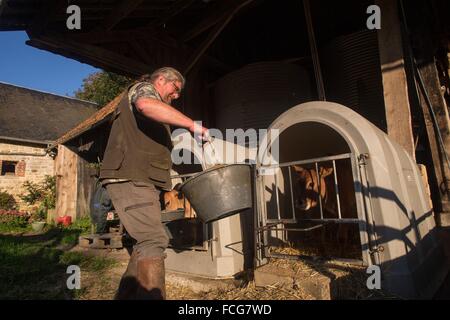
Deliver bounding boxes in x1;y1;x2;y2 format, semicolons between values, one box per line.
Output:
74;71;132;107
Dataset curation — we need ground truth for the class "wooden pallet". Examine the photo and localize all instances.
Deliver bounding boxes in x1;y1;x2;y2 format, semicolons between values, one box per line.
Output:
161;209;186;223
78;212;188;249
78;232;123;249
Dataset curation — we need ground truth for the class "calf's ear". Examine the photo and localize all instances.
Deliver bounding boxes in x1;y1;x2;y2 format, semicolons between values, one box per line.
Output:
292;165;304;173
320;167;333;177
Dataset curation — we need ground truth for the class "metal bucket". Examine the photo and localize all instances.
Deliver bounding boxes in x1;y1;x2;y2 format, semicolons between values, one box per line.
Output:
179;164;253;223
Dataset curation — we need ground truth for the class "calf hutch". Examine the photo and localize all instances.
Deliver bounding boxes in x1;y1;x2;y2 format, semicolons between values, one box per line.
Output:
254;102;446;299
3;0;449;299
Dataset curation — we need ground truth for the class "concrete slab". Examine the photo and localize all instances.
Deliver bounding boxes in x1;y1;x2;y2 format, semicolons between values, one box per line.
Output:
166;270;242;294
254;263;331;300
439;214;450;228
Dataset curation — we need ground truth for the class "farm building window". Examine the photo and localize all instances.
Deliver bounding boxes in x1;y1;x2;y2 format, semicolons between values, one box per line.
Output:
1;161;18;176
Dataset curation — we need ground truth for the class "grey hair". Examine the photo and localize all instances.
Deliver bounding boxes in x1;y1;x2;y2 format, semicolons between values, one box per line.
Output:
149;67;185;89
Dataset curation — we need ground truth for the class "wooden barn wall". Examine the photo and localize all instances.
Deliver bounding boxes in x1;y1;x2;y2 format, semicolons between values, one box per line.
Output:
402;0;450;221
55;124;109;220
75;155;96;219
55;144;78;220
73;124;110;219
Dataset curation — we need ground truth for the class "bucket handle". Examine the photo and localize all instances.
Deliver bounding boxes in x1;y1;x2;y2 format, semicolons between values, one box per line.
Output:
202;135;220;168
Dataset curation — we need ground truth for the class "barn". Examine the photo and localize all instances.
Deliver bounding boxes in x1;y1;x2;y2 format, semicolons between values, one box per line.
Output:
1;0;449;298
0;82;97;210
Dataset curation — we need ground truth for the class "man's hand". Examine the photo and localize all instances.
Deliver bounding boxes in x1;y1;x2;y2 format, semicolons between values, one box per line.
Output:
136;98;208;139
188;122;209;141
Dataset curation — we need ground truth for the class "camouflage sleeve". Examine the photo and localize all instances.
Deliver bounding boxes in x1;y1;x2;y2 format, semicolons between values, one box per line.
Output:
128;82;160;105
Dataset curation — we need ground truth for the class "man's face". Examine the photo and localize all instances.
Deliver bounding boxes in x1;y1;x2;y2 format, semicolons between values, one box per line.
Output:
155;76;182;104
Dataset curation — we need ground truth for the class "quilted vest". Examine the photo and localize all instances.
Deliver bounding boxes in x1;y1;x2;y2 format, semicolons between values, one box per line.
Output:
99;86;172;190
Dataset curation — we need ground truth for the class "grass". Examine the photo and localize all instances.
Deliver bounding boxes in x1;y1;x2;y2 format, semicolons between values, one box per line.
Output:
58;216;93;246
0;217;31;233
0;223;31;233
59;251;117;272
0;216;117;300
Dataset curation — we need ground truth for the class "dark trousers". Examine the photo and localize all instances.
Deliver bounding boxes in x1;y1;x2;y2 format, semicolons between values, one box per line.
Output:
105;181;169;258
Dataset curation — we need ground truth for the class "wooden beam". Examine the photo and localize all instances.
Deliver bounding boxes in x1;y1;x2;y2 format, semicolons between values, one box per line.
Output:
128;39;154;66
399;0;450;220
0;0;8;17
376;0;415;157
283;56;311;64
303;0;326;101
95;0;145;32
417;64;450;216
26;33;154;76
67;27;233;73
416;59;450;214
69;27;179;48
147;0;195;28
183;0;254;74
182;0;242;42
29;0;65;35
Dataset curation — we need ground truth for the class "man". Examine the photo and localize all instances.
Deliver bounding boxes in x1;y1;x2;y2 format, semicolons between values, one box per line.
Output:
99;67;208;300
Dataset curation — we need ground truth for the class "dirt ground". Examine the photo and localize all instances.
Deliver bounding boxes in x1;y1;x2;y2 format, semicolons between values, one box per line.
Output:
72;246;389;300
74;247;312;300
2;228;448;300
0;232;450;300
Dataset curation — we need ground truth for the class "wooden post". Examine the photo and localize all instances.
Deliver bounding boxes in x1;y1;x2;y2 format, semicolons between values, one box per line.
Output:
303;0;326;101
400;0;450;224
376;0;415;157
55;145;78;221
416;62;450;222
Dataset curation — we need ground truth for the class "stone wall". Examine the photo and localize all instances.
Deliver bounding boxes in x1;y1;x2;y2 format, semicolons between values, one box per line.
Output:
0;141;54;211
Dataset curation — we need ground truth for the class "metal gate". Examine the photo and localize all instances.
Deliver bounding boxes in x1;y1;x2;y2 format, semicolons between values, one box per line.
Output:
163;172;210;251
255;152;373;264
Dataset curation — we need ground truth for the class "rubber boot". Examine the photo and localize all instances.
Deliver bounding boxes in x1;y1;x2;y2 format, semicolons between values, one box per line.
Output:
135;256;166;300
114;250;139;300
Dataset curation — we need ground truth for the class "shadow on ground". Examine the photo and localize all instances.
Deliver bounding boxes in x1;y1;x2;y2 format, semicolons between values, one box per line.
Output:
0;227;102;300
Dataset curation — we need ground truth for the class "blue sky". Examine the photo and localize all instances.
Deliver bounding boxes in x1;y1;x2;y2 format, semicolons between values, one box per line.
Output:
0;31;99;97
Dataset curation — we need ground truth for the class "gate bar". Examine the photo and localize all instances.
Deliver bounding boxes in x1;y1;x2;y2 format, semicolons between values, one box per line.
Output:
288;166;296;220
260;153;352;170
332;160;342;219
315;162;324;219
274;169;281;221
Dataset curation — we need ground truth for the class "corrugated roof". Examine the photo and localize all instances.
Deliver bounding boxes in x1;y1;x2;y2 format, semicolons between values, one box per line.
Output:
0;82;98;143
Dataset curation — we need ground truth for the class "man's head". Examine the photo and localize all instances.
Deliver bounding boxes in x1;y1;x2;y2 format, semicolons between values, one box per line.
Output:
149;67;185;104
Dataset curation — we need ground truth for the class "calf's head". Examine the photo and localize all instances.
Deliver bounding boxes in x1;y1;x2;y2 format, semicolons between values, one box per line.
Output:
164;189;184;211
292;165;333;211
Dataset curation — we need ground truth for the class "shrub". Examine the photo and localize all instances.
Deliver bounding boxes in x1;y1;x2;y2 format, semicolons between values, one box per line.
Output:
29;206;46;222
0;209;29;232
0;191;17;210
41;175;56;210
20;175;56;212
